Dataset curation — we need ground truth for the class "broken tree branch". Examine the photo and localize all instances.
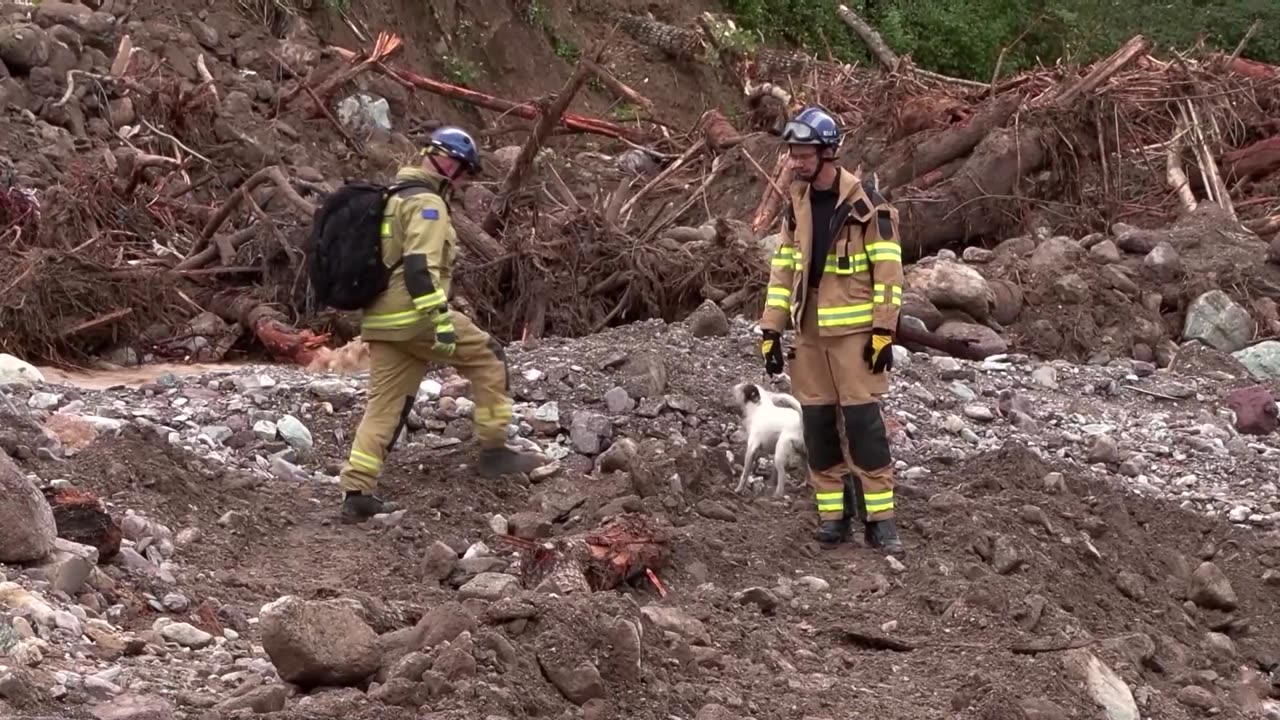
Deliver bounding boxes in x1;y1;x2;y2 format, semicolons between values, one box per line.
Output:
1035;35;1151;108
1167;125;1198;212
583;58;654;114
618;139;705;221
483;51;597;236
835;5;990;89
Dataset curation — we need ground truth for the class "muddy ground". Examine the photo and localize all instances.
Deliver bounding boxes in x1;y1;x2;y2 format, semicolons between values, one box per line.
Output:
2;317;1280;720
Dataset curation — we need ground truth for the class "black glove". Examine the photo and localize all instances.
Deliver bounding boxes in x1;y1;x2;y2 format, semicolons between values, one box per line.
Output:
761;330;784;375
863;330;894;373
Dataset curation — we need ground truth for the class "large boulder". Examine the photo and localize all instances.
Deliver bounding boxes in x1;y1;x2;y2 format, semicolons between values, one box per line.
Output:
0;453;57;564
0;24;52;73
1183;290;1252;353
922;260;993;321
1232;341;1280;380
259;596;380;689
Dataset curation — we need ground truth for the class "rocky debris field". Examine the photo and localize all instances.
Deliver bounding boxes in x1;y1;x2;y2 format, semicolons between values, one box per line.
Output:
1;311;1280;720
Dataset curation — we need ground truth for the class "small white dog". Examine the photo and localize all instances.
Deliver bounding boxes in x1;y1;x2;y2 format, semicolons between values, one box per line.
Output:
731;382;807;497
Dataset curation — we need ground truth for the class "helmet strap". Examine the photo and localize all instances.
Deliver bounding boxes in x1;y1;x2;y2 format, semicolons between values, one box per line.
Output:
427;154;463;185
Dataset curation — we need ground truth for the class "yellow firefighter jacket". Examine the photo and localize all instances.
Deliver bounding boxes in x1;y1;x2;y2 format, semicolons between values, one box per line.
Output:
359;166;458;342
760;168;904;337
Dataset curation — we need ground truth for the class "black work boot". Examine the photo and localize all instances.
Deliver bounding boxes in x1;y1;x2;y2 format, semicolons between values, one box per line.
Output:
814;517;851;545
341;492;396;524
476;446;545;478
866;518;905;556
843;474;868;546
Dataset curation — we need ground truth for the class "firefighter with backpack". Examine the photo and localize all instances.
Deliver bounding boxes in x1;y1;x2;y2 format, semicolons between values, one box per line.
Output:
308;126;545;523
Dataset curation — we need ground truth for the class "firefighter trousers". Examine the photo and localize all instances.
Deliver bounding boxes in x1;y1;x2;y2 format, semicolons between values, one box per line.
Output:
791;292;896;522
339;311;511;494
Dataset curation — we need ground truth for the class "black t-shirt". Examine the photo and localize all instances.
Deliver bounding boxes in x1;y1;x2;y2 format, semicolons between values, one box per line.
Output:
807;186;840;289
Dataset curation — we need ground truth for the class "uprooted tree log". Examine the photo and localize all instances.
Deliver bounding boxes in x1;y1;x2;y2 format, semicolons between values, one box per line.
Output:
503;514;671;594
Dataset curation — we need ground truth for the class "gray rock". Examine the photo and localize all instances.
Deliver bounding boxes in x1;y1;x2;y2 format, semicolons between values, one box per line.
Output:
88;693;176;720
1053;273;1090;303
1232;341;1280;380
0;25;51;73
276;415;313;452
259;595;380;689
924;260;992;321
619;352;668;398
1183;290;1251;353
202;425;232;444
1089;240;1121;263
0;353;44;385
216;684;289;714
569;411;613;455
641;605;710;645
1061;649;1138;720
419;541;458;582
27;391;61;410
597;437;638;474
1031;366;1058;389
458;572;518;601
604;387;633;414
252;420;278;441
1143;242;1182;280
0;453;56;563
160;621;213;649
1029;236;1084;272
538;655;605;705
686;299;729;337
1188;561;1237;611
962;246;993;263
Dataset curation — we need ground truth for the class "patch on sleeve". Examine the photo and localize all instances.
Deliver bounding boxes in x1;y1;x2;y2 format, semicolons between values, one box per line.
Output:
421;208;440;220
876;209;894;240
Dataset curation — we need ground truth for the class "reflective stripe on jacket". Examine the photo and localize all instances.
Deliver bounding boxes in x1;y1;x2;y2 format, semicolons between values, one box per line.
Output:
760;168;904;337
360;166;457;342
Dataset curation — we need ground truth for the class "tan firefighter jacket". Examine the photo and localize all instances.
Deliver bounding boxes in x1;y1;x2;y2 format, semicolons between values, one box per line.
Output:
359;166;458;342
760;168;904;337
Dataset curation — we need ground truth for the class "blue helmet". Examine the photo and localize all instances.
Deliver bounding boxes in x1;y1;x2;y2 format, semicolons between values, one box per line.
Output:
427;126;480;173
781;106;840;151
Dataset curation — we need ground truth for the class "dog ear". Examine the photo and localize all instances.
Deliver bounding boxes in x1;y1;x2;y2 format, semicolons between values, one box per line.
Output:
743;384;760;403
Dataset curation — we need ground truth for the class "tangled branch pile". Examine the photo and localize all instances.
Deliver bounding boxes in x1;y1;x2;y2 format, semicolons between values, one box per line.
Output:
3;0;1280;368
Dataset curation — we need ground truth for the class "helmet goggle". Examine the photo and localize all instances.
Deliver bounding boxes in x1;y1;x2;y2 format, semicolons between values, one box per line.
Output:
782;120;833;146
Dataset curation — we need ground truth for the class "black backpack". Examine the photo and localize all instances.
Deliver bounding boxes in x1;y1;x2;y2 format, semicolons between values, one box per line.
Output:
306;180;434;311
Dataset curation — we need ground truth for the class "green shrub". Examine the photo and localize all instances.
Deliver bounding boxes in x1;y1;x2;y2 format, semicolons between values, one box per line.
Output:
719;0;1280;80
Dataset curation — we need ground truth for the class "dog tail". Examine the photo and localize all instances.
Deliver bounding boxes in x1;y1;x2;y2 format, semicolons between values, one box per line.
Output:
770;392;802;413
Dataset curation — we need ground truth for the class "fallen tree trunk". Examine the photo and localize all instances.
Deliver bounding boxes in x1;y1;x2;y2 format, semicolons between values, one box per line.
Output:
897;127;1051;261
616;14;703;60
334;49;642;141
896;322;989;361
203;290;331;365
879;95;1020;191
1222;135;1280;184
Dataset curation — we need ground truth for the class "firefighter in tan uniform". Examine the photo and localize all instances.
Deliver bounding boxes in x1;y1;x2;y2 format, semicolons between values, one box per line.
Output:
759;107;905;554
339;127;544;523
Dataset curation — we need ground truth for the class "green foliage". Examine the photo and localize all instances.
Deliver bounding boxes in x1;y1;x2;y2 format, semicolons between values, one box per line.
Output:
720;0;1280;80
442;56;479;85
